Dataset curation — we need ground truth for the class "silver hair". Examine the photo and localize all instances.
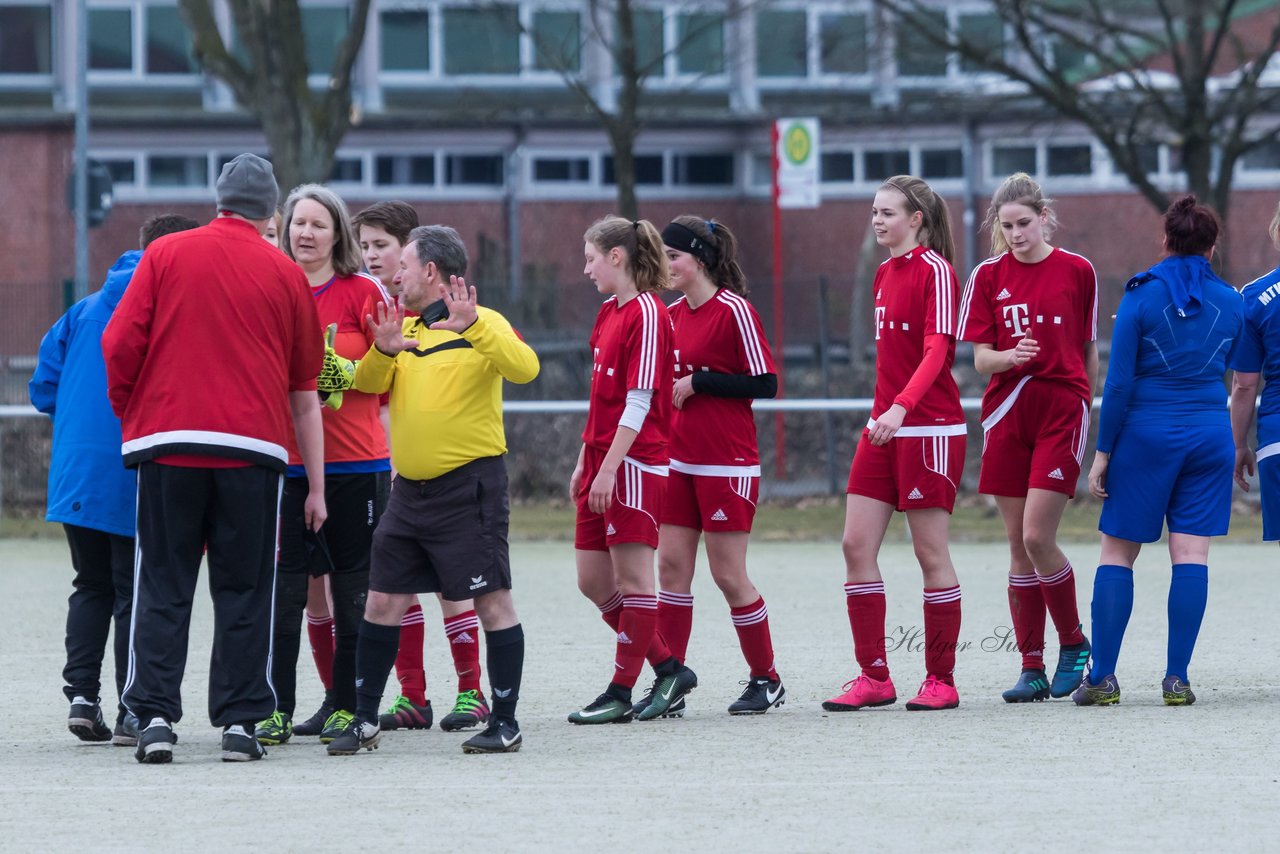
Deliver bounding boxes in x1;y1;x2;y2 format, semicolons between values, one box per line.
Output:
408;225;468;279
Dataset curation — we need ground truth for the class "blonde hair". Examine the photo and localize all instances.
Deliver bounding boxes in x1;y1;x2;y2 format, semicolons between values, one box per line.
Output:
1270;199;1280;250
282;183;362;277
985;172;1059;256
584;215;669;294
880;175;956;265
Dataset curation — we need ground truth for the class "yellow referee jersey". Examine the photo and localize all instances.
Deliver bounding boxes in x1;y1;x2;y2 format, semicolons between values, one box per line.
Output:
353;306;539;480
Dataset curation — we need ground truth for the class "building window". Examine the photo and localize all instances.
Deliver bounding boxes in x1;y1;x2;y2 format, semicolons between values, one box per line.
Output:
750;152;772;187
329;157;364;183
445;154;505;186
992;145;1036;177
381;10;431;72
444;6;519;75
957;13;1002;74
821;151;855;183
376;154;436;186
864;149;910;182
533;156;591;183
1047;144;1092;176
819;13;867;75
756;11;807;77
149;155;208;188
101;157;138;187
532;10;581;72
602;154;664;186
630;9;665;75
672;153;734;186
0;4;52;74
89;8;134;71
677;13;724;75
1242;141;1280;171
146;5;195;73
921;148;963;179
896;10;947;77
303;6;350;74
1135;143;1161;175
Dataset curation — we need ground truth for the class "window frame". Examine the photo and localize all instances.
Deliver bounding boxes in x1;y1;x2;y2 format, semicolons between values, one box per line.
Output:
85;0;200;85
0;0;56;85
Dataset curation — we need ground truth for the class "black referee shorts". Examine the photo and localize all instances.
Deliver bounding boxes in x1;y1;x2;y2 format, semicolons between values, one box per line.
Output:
370;456;512;601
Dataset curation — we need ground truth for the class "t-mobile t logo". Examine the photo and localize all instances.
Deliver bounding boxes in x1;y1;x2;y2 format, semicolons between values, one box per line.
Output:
1002;303;1030;338
875;306;886;340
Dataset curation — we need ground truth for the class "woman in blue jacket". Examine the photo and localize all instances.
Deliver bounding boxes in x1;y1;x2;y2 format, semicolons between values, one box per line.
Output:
1077;196;1243;707
29;215;197;744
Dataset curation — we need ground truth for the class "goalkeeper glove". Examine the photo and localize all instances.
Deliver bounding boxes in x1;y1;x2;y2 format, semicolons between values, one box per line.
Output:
317;323;356;410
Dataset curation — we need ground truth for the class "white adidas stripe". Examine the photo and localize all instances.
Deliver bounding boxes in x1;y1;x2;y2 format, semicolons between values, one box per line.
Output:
717;290;769;376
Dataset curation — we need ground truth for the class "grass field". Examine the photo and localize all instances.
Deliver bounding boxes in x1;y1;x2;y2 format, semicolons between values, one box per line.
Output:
3;527;1278;851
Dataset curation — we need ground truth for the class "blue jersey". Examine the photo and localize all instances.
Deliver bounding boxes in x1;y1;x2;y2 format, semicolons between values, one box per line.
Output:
1231;266;1280;447
1096;255;1244;454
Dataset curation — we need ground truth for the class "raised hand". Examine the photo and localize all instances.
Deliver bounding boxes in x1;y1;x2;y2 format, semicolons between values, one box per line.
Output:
366;300;419;356
430;275;479;333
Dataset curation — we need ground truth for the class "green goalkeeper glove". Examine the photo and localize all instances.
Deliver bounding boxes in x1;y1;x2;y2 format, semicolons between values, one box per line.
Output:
317;323;356;410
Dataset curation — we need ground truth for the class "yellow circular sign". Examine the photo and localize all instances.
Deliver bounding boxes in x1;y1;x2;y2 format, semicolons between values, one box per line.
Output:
784;123;812;166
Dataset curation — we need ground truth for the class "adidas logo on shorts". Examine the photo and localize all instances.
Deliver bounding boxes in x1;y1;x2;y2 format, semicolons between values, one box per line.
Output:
606;523;617;536
452;631;476;645
997;288;1012;300
1047;468;1065;480
617;631;633;645
907;488;924;500
711;509;728;522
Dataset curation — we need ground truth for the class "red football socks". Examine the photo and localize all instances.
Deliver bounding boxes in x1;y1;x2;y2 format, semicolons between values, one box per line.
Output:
922;586;962;685
730;596;778;680
305;612;335;691
1039;562;1085;646
844;582;890;681
444;609;482;693
394;602;427;704
1007;573;1047;670
657;590;694;663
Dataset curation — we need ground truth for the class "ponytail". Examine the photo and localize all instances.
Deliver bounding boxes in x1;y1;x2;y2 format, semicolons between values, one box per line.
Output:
664;215;749;295
880;175;955;265
985;172;1058;256
584;215;670;294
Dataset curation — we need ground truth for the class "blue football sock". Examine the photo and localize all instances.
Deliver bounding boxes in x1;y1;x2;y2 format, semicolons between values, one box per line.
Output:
1089;565;1134;684
1167;563;1208;682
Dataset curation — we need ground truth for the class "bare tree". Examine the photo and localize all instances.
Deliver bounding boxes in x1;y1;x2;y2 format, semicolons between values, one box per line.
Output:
512;0;765;219
878;0;1280;265
177;0;373;193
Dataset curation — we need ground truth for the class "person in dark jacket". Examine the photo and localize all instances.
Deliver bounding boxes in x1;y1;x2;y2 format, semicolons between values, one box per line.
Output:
30;214;198;746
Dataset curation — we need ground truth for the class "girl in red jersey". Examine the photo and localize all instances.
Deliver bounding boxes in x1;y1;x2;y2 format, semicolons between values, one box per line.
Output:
823;175;966;713
568;215;695;725
654;215;784;716
956;173;1097;703
256;184;392;748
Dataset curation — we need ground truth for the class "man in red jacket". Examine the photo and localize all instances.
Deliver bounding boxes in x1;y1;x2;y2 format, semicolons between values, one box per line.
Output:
103;153;327;764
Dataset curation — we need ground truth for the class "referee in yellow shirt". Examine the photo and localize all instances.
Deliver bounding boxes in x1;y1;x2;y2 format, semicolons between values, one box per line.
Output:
327;225;539;756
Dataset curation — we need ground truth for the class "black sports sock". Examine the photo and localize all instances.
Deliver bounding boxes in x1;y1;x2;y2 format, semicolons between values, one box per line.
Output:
485;623;524;723
654;656;680;677
354;619;401;723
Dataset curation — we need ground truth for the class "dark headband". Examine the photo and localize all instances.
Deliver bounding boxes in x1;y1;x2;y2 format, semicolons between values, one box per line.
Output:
661;221;717;267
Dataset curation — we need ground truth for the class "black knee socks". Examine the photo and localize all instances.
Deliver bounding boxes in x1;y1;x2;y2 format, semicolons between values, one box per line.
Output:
486;624;524;723
354;619;400;723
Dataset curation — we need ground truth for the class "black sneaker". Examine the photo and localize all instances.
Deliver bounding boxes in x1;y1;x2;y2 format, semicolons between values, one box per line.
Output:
461;718;523;753
112;710;140;747
727;677;786;715
1002;668;1051;703
326;718;381;756
637;665;698;721
135;717;176;764
292;695;335;737
630;677;686;719
221;724;266;762
68;696;112;742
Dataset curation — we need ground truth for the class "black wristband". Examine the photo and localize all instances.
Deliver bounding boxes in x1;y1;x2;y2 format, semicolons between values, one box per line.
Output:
689;372;777;399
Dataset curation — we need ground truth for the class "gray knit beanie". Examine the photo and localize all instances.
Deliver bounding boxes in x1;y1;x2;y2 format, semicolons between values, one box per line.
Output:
215;153;279;220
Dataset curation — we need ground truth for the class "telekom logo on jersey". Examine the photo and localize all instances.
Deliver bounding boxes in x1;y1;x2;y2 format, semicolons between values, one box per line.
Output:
1002;303;1031;338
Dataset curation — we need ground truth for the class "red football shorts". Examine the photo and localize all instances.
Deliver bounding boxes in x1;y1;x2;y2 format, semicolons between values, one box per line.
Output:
662;468;759;532
575;445;667;551
979;380;1090;498
847;429;965;512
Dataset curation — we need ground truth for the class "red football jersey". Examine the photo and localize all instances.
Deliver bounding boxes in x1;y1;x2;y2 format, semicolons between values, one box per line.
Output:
582;292;674;467
669;288;776;471
871;248;964;430
287;272;391;465
957;247;1097;419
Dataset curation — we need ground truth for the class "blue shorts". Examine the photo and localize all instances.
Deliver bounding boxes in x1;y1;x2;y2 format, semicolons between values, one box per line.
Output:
1099;421;1233;542
1258;444;1280;541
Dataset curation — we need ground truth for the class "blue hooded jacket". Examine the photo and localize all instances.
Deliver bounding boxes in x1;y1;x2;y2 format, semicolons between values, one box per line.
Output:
1095;254;1244;455
29;251;141;537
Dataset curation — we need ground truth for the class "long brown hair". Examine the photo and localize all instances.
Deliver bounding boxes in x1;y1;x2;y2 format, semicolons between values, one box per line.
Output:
667;215;748;295
880;175;956;265
584;215;669;294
